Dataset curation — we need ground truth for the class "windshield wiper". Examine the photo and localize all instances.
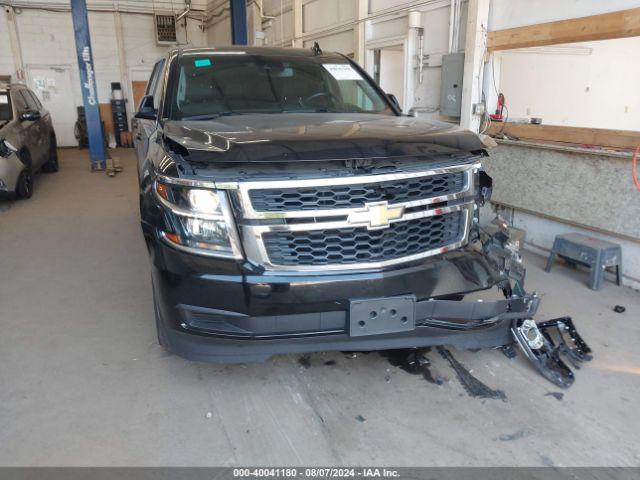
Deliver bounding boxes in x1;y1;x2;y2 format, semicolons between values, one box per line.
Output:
280;108;331;113
181;112;240;121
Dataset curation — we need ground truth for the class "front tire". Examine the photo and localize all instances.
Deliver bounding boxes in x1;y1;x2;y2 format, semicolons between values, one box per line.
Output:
42;135;59;173
153;289;170;351
16;169;33;199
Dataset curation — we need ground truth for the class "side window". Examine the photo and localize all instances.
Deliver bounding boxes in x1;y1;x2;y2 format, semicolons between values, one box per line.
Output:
151;60;166;111
20;90;38;111
26;90;43;110
11;90;28;112
139;59;165;112
145;61;162;95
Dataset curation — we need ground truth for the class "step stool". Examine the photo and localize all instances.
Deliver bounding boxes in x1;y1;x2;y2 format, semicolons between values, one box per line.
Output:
545;233;622;290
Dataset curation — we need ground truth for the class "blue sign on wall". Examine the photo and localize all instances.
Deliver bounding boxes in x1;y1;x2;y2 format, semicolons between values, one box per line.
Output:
71;0;106;168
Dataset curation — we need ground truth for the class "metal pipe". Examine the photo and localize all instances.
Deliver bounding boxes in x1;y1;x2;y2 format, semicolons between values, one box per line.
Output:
448;0;455;53
408;11;424;84
452;0;461;52
176;0;191;23
418;30;424;83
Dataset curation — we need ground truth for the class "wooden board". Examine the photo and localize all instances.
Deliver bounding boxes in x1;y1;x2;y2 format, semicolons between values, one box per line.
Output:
486;123;640;150
487;7;640;51
131;80;148;111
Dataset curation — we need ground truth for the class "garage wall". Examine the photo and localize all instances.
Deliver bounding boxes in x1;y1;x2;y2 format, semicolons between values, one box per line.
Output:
481;2;640;289
497;38;640;131
488;0;640;30
204;0;469;121
1;3;207;146
379;49;405;103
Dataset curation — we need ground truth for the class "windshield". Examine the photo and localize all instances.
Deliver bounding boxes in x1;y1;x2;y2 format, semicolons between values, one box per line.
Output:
168;53;394;120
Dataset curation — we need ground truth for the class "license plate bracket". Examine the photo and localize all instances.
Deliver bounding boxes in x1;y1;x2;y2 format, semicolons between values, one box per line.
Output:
349;296;416;337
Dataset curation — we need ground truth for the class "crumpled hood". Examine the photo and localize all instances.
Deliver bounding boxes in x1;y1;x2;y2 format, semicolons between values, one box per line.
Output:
162;113;494;164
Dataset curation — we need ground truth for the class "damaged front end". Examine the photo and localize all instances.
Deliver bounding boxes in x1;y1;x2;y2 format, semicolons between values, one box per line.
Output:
481;216;593;388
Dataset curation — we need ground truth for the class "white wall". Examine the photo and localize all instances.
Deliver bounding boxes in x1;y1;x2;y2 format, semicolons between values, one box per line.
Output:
488;0;640;30
481;1;640;289
496;37;640;131
262;0;295;47
204;0;468;120
1;3;207;145
379;48;405;104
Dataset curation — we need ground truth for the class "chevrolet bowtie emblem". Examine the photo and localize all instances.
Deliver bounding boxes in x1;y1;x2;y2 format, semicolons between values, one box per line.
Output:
347;201;405;230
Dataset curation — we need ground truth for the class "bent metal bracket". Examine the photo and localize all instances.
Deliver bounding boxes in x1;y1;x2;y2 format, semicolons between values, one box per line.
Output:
481;216;593;389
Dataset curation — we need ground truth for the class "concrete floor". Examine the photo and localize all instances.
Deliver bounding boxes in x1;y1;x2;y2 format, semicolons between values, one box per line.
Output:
1;148;639;467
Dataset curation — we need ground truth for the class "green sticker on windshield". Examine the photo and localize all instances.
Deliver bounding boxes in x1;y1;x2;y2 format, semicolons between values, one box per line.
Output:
194;58;212;68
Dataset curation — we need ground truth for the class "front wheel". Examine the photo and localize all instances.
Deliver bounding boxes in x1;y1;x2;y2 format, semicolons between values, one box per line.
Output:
42;135;59;173
153;288;171;351
16;169;33;199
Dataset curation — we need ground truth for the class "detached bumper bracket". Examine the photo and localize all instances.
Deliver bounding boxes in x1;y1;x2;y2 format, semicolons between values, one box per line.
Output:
512;316;593;389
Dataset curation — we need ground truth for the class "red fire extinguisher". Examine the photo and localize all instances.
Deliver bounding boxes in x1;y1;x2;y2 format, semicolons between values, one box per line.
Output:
490;93;505;121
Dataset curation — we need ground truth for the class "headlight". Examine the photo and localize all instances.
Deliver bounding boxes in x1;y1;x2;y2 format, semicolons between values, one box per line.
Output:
188;189;221;213
154;179;242;259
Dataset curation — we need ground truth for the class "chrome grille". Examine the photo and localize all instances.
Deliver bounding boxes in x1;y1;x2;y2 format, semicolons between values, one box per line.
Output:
236;163;479;272
263;211;463;266
249;172;465;212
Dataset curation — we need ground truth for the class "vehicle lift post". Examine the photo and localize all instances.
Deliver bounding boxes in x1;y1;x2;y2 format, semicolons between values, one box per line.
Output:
70;0;107;171
230;0;248;45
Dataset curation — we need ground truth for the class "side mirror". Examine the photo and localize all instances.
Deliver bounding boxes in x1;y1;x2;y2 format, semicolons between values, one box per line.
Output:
135;95;157;120
0;138;18;158
20;110;41;122
387;93;401;112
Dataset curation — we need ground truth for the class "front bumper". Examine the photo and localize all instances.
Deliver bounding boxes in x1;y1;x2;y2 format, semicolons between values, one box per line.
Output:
160;295;539;363
148;233;535;362
0;152;24;194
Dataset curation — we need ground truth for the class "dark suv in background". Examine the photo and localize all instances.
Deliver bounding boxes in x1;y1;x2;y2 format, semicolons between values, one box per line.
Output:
132;46;540;364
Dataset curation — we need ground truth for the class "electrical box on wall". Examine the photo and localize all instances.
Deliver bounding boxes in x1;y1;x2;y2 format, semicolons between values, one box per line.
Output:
440;52;464;117
155;13;177;45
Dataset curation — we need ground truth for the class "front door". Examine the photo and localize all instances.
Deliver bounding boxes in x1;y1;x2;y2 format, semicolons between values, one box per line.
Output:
27;66;77;147
133;60;164;173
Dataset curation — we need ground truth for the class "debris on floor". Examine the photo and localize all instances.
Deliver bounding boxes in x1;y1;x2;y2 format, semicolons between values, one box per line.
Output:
545;392;564;401
437;347;506;401
380;349;447;385
613;305;626;314
298;355;311;368
495;430;530;442
355;415;366;423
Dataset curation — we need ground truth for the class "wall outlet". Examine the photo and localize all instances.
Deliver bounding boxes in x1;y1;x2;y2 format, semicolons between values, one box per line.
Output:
473;103;485;115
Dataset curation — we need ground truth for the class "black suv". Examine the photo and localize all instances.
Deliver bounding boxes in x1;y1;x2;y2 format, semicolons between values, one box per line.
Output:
133;46;540;364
